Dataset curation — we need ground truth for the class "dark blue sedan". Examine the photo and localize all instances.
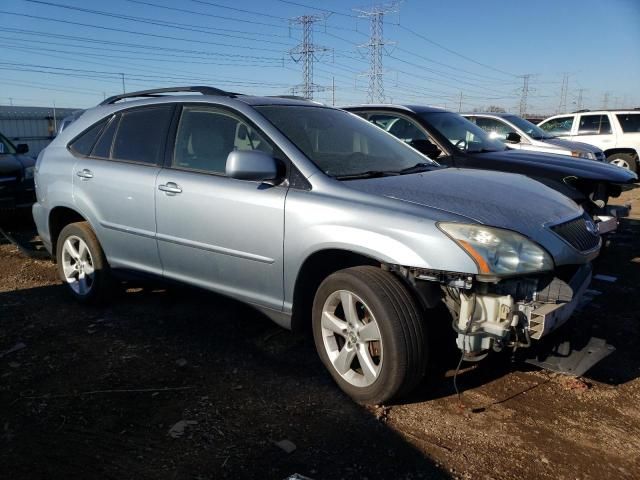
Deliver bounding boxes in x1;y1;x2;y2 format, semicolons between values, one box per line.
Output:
0;132;36;211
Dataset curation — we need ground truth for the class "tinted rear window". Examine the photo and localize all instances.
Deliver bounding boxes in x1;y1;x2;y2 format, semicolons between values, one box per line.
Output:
69;119;107;156
616;113;640;133
111;106;174;164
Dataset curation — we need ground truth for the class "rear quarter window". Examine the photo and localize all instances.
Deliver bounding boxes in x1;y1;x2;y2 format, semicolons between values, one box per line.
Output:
616;113;640;133
68;119;108;156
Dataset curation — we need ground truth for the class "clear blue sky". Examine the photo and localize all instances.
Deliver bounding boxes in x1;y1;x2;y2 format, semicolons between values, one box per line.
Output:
0;0;638;114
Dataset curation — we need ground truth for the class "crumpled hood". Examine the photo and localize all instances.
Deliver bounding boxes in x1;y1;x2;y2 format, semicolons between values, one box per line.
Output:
346;168;583;240
486;149;637;183
544;137;602;154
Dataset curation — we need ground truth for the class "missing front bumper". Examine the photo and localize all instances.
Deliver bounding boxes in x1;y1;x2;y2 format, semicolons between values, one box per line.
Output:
455;264;593;356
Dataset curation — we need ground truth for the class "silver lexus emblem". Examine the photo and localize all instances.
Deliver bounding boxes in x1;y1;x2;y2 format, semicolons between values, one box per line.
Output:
585;220;598;235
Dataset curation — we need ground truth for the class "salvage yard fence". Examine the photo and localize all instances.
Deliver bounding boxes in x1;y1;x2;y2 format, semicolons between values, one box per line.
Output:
0;106;81;157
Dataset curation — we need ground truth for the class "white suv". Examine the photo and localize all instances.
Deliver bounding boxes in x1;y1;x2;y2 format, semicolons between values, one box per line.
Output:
538;110;640;172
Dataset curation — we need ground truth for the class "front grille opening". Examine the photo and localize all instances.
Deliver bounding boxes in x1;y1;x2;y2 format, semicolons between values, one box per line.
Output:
550;215;600;252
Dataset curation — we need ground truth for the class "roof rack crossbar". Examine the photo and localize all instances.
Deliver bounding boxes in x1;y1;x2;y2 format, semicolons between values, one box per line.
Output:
99;86;236;105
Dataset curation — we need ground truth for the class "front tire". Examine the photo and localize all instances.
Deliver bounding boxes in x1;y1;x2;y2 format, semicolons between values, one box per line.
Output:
607;153;637;173
312;266;428;404
56;221;112;304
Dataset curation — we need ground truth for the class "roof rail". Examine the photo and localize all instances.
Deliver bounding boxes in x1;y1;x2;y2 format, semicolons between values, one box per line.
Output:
269;95;310;101
99;86;238;105
573;109;590;113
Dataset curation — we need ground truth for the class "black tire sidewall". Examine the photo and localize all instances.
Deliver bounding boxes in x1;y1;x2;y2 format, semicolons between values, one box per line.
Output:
312;268;412;404
56;222;110;304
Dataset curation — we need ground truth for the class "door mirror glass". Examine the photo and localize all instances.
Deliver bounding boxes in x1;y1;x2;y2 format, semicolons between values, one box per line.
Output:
16;143;29;154
226;150;279;182
505;132;521;143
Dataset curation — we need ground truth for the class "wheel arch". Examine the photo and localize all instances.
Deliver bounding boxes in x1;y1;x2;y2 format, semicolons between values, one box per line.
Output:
604;147;639;160
290;249;379;332
48;206;91;259
289;248;438;333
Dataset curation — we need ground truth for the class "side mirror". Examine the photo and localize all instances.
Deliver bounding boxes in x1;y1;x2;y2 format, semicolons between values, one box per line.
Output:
409;139;441;158
505;132;521;144
16;143;29;154
226;150;279;183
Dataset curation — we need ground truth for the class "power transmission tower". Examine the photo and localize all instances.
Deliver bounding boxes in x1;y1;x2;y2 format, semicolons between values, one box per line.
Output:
289;14;331;99
355;2;400;103
558;73;569;114
519;74;531;117
458;92;463;112
602;91;610;109
576;88;585;110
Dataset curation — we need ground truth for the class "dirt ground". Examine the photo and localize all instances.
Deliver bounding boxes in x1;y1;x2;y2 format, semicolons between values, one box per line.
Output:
1;188;639;480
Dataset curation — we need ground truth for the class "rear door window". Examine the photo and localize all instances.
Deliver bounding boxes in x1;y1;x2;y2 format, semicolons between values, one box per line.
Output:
111;106;174;165
539;116;574;135
578;115;612;135
616;113;640;133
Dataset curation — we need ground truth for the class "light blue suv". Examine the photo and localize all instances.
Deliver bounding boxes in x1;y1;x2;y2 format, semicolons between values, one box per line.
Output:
33;87;600;404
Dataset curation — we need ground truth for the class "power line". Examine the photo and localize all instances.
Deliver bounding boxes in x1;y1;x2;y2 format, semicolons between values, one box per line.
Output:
397;25;517;78
0;27;285;62
24;0;294;46
0;10;286;54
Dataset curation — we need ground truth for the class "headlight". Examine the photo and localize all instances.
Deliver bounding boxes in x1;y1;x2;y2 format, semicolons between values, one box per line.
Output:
571;150;595;160
438;223;554;275
23;166;35;180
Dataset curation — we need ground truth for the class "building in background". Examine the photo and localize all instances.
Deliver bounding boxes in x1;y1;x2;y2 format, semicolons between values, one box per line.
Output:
0;106;81;157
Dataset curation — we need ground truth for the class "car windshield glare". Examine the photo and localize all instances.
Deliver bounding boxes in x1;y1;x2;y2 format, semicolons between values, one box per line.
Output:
420;112;506;153
503;115;552;140
255;105;437;178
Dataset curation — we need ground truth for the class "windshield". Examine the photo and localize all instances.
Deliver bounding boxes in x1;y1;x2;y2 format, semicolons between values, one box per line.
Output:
503;115;553;140
419;112;506;153
0;133;17;155
256;105;437;178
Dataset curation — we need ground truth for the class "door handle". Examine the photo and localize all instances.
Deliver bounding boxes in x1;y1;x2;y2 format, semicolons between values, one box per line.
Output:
76;168;93;179
158;182;183;195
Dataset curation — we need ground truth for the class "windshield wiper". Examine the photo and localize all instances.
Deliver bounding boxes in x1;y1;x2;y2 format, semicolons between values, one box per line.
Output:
334;170;400;180
467;148;501;154
396;162;434;174
335;162;435;180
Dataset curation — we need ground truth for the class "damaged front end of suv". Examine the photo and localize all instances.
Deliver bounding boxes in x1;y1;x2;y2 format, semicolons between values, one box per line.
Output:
343;166;601;362
391;218;597;360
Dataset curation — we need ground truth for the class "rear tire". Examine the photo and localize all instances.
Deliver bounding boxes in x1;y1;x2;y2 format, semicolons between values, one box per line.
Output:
607;153;637;173
312;266;428;404
56;221;112;304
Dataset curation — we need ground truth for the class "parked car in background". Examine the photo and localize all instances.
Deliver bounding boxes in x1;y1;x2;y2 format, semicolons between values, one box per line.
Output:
34;86;606;404
463;112;605;161
345;105;636;233
538;110;640;172
0;131;36;212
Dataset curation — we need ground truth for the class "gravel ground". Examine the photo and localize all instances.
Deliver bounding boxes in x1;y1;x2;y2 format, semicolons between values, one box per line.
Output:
1;188;639;480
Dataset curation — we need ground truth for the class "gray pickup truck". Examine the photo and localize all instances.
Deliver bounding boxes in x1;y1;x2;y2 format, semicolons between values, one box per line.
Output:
33;87;600;404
